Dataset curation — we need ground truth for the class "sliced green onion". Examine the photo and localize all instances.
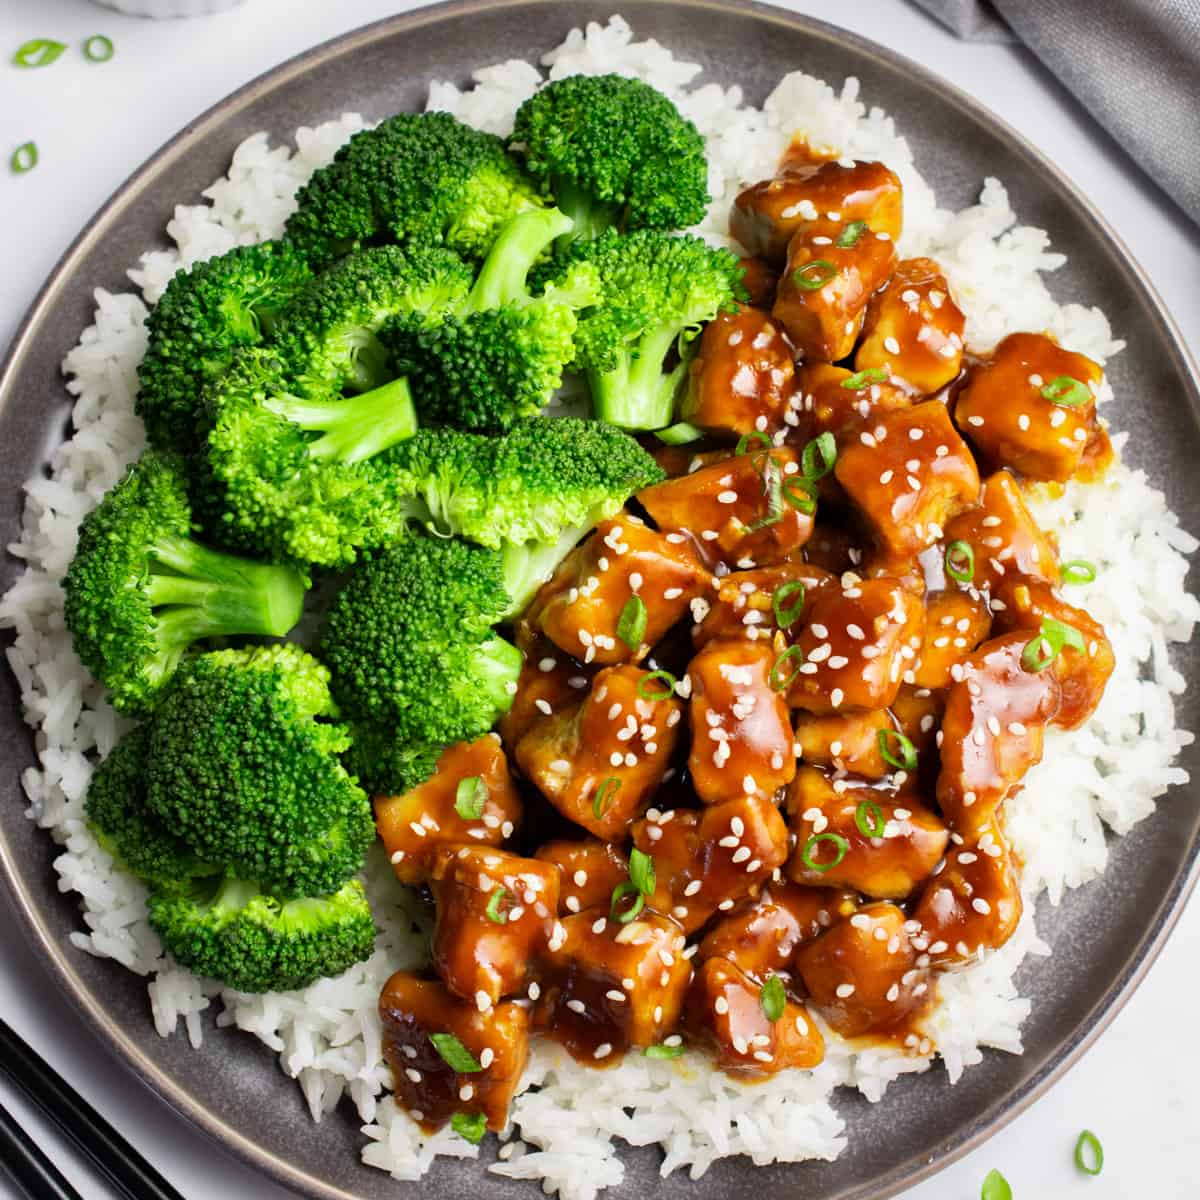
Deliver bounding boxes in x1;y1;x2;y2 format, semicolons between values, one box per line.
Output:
1061;559;1097;585
768;644;805;692
9;142;38;175
644;1043;685;1060
800;832;849;873
429;1032;482;1073
629;847;656;896
836;220;868;248
617;595;648;650
454;775;486;821
736;430;772;455
1040;375;1090;407
485;886;509;924
12;38;67;68
855;798;886;838
801;431;837;481
772;580;807;629
759;974;786;1022
610;879;645;924
1074;1129;1103;1176
792;259;837;291
82;35;115;63
980;1169;1012;1200
747;456;784;531
450;1111;487;1144
655;421;705;445
1021;616;1085;673
782;474;817;515
840;367;889;390
877;728;918;771
637;670;676;702
593;777;621;820
944;540;975;583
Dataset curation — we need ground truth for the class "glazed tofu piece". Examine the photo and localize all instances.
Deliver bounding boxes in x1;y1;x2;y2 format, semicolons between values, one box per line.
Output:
680;307;797;438
538;909;692;1060
954;332;1107;482
631;795;790;934
791;362;913;447
375;736;523;885
890;683;944;764
803;522;871;575
535;839;630;916
693;562;833;649
788;575;925;714
430;846;560;1007
697;882;857;979
684;957;825;1077
834;401;981;558
738;255;780;308
514;664;683;840
784;767;949;900
912;590;992;690
793;708;893;779
496;639;593;751
794;902;929;1038
638;447;814;570
942;469;1061;595
529;517;709;665
380;971;531;1132
731;159;904;264
912;820;1022;966
773;229;898;362
936;633;1062;837
854;258;966;394
688;638;797;804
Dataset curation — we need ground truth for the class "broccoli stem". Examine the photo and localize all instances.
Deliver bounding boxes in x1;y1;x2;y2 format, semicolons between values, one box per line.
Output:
467;207;575;312
589;323;689;431
551;176;620;252
471;635;523;711
500;525;588;618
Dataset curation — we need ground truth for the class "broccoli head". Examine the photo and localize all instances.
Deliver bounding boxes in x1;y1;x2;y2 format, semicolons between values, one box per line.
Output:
340;724;444;799
137;241;313;455
147;876;376;994
145;644;375;898
510;74;709;246
285;111;543;268
63;450;309;715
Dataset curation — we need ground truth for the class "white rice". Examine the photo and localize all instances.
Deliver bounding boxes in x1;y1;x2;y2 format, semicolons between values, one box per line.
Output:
1;14;1196;1200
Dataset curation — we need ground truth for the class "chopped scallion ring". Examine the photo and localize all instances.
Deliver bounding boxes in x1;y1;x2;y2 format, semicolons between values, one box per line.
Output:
485;886;509;924
747;456;785;531
610;879;645;923
643;1043;685;1059
1073;1129;1103;1176
637;670;676;702
1040;375;1090;407
451;1111;487;1144
944;539;975;583
980;1169;1012;1200
782;474;817;515
840;367;889;390
9;142;38;175
800;832;849;873
82;35;115;63
629;847;656;896
12;38;66;68
759;974;786;1022
792;259;837;291
593;777;621;819
736;430;772;455
1060;559;1097;585
836;220;868;248
772;580;807;629
801;431;837;480
656;421;704;445
877;728;918;772
617;595;648;650
429;1032;482;1073
454;775;486;821
855;798;886;838
768;644;805;692
1021;616;1085;673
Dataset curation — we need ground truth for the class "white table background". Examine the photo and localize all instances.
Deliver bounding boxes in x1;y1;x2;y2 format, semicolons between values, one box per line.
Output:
0;0;1197;1197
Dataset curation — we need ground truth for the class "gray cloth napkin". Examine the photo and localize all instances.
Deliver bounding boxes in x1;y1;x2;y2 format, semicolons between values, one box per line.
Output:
911;0;1200;227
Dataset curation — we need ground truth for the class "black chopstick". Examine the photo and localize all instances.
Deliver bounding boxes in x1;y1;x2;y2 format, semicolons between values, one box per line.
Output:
0;1019;185;1200
0;1097;84;1200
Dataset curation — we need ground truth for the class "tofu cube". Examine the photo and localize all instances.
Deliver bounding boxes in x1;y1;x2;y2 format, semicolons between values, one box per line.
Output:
535;838;630;916
912;590;992;690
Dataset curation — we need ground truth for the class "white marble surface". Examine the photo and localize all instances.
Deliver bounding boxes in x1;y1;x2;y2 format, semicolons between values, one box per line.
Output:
0;0;1196;1197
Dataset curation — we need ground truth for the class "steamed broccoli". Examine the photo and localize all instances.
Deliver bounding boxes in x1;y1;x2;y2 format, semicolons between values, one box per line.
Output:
146;644;375;898
136;241;313;455
510;75;709;247
285;111;543;268
536;229;744;430
63;451;308;715
147;876;376;994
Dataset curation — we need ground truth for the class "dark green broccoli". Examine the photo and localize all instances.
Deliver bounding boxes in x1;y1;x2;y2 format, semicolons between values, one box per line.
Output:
340;724;444;799
510;75;709;247
136;241;313;455
536;229;744;430
145;644;375;898
63;450;308;715
147;876;376;994
285;111;543;268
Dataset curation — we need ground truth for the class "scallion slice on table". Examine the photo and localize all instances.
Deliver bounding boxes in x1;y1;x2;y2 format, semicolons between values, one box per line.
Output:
82;35;115;64
9;142;38;175
980;1168;1012;1200
1073;1129;1103;1176
12;38;66;68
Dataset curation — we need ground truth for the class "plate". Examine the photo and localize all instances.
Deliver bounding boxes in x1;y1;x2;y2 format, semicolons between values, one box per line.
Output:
1;3;1198;1198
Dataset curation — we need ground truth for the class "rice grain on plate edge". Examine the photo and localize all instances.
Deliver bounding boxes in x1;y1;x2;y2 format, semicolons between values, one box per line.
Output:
1;15;1195;1199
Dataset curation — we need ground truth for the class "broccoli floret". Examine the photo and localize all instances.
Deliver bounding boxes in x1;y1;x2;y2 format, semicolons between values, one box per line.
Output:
145;645;375;898
341;725;443;798
147;876;376;994
385;208;599;431
537;229;744;430
136;242;313;455
510;75;709;247
285;111;543;268
63;450;309;715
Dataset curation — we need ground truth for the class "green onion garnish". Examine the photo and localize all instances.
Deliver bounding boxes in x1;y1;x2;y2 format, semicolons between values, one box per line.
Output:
485;886;509;924
1061;559;1097;585
617;595;648;650
82;35;115;63
1040;375;1090;407
629;847;656;897
429;1033;482;1073
1021;616;1085;673
637;670;676;701
9;142;38;175
980;1169;1012;1200
792;259;837;291
593;776;621;819
782;474;817;515
944;540;975;583
610;879;645;924
655;421;704;445
877;728;918;771
801;431;837;481
840;367;889;390
772;580;807;629
736;430;772;455
836;220;868;248
1074;1129;1103;1176
768;644;805;692
450;1111;487;1144
800;832;849;873
747;456;785;531
855;798;886;838
12;38;67;68
454;775;486;821
759;974;786;1022
644;1043;685;1059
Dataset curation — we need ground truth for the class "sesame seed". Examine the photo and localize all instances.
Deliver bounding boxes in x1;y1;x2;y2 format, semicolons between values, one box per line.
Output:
593;1043;613;1059
835;983;856;999
476;992;492;1012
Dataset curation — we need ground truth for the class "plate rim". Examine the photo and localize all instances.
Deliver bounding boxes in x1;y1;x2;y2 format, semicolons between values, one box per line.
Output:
0;2;1197;1197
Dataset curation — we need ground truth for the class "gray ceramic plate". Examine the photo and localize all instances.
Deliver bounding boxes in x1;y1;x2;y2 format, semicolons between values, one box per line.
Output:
1;2;1197;1197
